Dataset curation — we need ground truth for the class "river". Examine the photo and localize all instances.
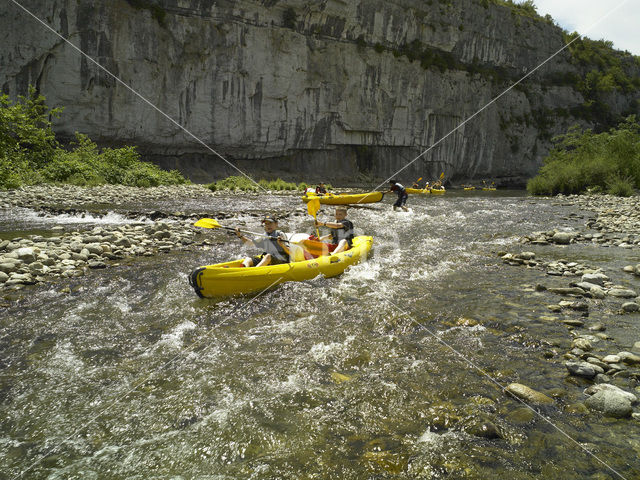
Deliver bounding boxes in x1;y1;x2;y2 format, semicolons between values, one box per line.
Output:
1;189;639;479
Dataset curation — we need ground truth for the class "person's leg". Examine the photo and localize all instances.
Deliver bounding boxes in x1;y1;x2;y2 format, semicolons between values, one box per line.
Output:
256;254;272;267
332;239;349;254
242;256;254;267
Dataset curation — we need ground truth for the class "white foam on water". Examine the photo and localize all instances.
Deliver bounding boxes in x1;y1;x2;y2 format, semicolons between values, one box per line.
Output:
158;320;197;348
307;336;355;362
46;341;85;378
2;207;153;227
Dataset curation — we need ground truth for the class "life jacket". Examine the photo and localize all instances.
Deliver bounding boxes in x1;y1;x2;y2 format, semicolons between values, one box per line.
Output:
254;230;289;261
331;219;354;245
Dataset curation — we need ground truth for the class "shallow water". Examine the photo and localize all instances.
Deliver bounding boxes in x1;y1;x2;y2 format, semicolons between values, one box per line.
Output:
1;191;639;479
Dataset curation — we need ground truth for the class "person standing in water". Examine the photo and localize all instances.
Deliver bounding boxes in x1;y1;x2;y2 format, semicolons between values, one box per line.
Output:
385;180;409;212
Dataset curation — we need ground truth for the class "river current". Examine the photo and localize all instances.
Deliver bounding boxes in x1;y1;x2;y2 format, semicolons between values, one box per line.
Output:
1;190;639;479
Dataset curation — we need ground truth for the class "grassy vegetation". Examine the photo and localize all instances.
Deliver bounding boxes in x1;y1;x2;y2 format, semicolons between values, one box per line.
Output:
527;116;640;196
206;176;310;192
0;87;187;189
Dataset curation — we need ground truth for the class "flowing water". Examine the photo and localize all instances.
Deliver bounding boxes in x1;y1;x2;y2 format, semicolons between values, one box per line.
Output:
1;191;639;479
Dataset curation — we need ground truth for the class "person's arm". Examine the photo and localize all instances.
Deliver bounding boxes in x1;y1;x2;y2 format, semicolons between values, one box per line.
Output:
235;228;255;247
316;220;344;229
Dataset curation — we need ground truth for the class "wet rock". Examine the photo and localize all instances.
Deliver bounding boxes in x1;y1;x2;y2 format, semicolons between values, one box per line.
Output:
569;301;589;312
603;355;621;364
622;302;640;313
505;383;554;405
565;361;603;378
584;389;633;418
88;261;107;269
581;273;609;286
584;383;638;404
563;319;585;327
0;262;19;274
15;247;36;263
586;357;608;370
617;352;640;365
551;232;574;244
588;323;605;332
572;338;592;351
589;286;606;299
608;288;637;298
0;271;8;283
467;419;502;439
506;407;535;424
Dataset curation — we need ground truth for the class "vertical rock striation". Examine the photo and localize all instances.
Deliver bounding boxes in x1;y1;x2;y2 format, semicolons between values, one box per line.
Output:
1;0;639;184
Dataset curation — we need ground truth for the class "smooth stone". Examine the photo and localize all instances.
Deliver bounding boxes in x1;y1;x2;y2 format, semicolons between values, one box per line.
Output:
572;338;592;351
569;301;589;311
518;252;536;260
581;273;609;286
622;302;640;313
551;232;574;244
588;323;606;332
505;383;554;405
589;286;606;299
565;361;602;378
603;355;621;364
584;383;637;404
88;261;107;269
586;357;608;370
0;262;19;274
563;319;584;327
0;271;8;283
584;390;633;418
617;352;640;365
633;341;640;352
623;265;636;273
608;288;637;298
15;247;36;263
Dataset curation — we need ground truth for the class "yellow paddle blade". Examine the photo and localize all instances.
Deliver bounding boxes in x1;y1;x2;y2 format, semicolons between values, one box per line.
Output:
194;218;221;229
440;172;445;179
307;198;321;218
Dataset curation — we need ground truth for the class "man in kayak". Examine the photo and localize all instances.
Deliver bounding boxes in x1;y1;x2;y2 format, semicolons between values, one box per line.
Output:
315;182;328;195
315;206;354;254
385;180;409;212
235;215;290;267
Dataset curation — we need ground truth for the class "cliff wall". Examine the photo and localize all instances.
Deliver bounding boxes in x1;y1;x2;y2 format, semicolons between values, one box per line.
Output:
1;0;638;185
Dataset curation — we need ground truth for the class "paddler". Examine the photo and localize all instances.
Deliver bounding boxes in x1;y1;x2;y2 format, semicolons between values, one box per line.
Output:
315;182;328;195
235;215;289;267
385;180;409;212
315;206;354;254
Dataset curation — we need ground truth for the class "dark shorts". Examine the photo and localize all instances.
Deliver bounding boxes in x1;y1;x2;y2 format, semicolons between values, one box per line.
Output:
251;253;290;266
394;193;408;207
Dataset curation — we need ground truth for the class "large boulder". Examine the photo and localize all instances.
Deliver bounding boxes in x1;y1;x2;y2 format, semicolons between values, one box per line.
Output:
584;390;633;418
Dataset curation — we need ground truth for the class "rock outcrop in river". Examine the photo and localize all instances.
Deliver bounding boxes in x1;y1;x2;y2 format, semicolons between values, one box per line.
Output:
1;0;639;184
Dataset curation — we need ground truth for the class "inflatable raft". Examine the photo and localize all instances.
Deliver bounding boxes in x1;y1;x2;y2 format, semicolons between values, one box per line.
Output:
189;236;373;298
301;192;383;205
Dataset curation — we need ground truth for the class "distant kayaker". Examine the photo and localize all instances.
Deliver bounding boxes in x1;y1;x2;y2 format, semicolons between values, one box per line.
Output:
315;206;354;254
315;182;328;195
385;180;409;212
235;215;289;267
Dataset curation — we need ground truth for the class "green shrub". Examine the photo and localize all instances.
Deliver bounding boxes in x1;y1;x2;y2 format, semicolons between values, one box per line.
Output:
207;176;300;192
606;175;635;196
0;89;188;189
528;116;640;196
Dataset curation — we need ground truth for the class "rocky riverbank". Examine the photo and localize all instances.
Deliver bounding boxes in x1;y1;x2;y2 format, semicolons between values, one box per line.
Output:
499;193;640;421
0;184;306;293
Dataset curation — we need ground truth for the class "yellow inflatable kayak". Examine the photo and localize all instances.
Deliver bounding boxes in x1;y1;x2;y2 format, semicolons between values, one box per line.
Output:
189;236;373;298
405;188;430;195
301;192;383;205
430;187;446;195
482;187;496;191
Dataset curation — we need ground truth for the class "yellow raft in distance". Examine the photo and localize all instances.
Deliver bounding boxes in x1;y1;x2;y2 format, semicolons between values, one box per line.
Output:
405;188;430;195
301;192;383;205
429;187;446;195
189;236;373;298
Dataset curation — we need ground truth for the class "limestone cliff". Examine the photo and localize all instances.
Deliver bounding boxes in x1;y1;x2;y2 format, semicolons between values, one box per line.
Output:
1;0;639;185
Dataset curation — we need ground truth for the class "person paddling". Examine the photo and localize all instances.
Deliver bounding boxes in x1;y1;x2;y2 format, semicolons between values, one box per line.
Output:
385;180;409;212
315;206;354;254
315;182;328;195
235;215;289;267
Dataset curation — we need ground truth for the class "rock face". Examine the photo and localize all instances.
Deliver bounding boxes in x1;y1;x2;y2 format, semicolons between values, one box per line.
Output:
1;0;639;183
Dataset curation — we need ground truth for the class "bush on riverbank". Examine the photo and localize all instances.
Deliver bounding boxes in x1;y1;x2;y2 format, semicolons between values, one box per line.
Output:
0;87;187;189
527;116;640;196
206;176;310;192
